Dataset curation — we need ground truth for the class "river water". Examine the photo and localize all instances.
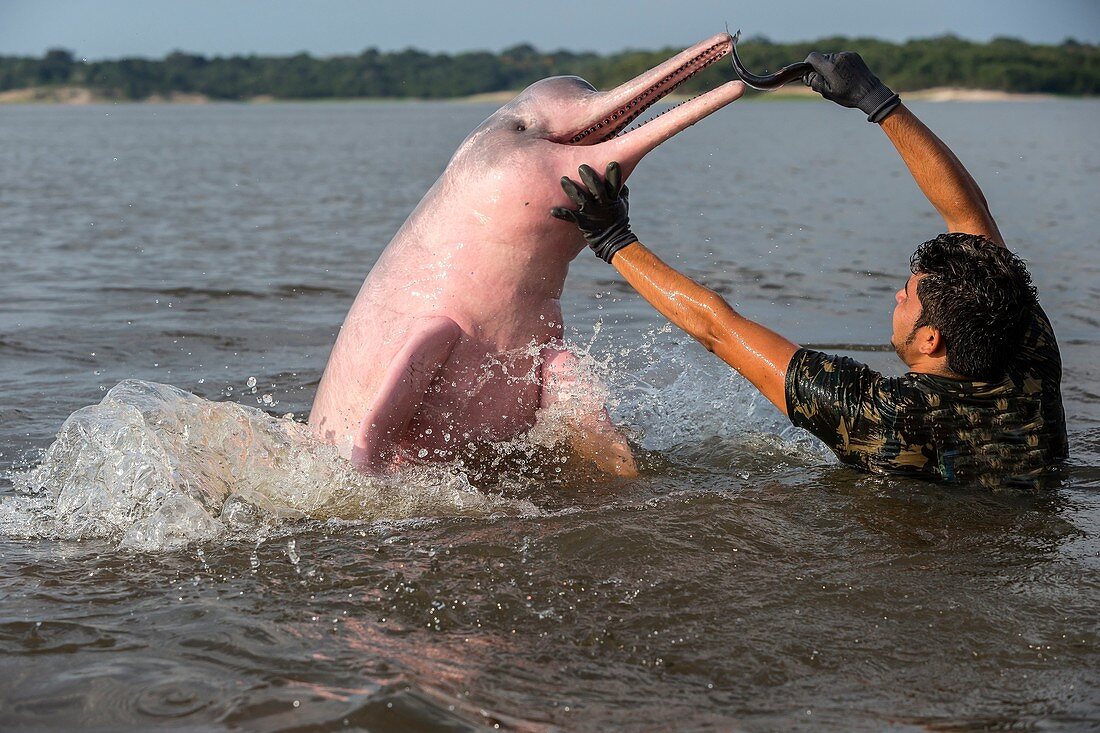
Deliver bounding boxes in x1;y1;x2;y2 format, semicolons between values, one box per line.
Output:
1;98;1098;731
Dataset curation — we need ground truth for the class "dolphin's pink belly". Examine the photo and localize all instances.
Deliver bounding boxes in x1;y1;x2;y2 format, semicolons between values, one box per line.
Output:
398;332;547;452
402;368;543;458
311;310;559;464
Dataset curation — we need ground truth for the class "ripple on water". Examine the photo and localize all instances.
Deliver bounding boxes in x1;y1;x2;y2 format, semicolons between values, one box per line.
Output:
1;98;1099;733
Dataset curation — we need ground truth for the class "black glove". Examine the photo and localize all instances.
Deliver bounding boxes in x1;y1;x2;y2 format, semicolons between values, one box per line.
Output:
550;162;637;263
803;51;900;123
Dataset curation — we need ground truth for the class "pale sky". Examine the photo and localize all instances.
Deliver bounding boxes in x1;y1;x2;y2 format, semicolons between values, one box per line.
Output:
1;0;1097;59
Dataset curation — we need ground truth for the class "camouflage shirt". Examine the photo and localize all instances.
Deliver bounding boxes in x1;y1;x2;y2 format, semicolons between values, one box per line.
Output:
784;303;1068;488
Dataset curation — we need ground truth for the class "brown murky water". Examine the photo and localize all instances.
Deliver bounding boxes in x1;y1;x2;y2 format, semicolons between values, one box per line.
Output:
1;99;1098;731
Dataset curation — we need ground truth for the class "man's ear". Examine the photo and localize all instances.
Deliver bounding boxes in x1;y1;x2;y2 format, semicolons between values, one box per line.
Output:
918;326;947;358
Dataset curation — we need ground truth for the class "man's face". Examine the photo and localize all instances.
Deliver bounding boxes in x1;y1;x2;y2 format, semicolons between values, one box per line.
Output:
891;273;925;365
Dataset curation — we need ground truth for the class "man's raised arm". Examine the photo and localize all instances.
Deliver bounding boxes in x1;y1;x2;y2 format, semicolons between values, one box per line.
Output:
551;163;798;416
801;52;1003;246
610;242;798;414
879;105;1004;245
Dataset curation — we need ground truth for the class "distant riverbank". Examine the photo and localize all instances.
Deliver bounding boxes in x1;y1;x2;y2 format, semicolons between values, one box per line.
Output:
0;85;1068;105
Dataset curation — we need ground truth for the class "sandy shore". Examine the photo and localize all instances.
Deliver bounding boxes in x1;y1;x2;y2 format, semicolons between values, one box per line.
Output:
0;86;212;104
743;84;1058;102
903;87;1057;102
0;84;1067;105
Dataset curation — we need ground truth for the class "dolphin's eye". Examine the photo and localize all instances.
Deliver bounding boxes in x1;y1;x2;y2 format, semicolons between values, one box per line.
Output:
515;123;527;132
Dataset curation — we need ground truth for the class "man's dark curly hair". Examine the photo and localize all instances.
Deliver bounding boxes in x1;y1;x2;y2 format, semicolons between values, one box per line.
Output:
909;232;1037;381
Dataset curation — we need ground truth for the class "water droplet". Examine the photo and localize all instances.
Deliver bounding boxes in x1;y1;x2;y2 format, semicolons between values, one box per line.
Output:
246;376;257;388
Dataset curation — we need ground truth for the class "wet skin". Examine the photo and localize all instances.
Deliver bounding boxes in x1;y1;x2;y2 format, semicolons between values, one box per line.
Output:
309;33;746;474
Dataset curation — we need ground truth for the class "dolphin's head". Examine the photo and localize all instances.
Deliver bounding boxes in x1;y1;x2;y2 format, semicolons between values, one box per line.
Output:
437;33;746;264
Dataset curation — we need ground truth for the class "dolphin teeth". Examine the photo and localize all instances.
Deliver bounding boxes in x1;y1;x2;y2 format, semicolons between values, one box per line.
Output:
566;38;731;145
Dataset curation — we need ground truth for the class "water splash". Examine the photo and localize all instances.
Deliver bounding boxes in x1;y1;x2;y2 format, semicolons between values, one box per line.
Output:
3;380;535;551
603;333;835;463
0;335;832;551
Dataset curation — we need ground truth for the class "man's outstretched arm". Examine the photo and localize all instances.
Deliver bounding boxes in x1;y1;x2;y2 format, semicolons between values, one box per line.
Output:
611;242;798;415
801;51;1003;246
878;105;1004;245
550;162;798;416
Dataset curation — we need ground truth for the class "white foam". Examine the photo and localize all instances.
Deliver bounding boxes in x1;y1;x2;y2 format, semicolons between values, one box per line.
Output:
4;380;536;550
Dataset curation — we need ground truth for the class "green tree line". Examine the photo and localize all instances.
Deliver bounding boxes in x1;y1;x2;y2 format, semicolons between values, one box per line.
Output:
1;35;1096;100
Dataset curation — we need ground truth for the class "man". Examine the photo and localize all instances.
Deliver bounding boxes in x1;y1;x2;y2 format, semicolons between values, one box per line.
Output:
550;52;1067;488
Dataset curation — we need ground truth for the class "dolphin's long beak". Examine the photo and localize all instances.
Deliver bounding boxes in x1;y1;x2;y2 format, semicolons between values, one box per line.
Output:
562;32;746;177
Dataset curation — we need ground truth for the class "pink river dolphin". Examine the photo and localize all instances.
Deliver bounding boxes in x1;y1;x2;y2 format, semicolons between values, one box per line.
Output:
310;32;746;474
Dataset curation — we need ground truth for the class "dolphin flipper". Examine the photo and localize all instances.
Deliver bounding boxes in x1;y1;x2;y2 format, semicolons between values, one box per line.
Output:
352;316;463;470
540;348;637;477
